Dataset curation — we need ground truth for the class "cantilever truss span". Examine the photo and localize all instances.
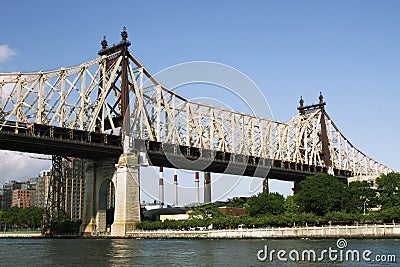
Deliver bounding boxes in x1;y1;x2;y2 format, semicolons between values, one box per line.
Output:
0;47;394;177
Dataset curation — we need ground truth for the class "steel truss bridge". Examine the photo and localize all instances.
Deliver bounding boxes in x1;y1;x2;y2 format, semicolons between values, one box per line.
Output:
0;29;394;186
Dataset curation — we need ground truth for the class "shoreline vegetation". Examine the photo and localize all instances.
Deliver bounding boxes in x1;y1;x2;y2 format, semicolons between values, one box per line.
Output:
135;173;400;233
1;173;399;238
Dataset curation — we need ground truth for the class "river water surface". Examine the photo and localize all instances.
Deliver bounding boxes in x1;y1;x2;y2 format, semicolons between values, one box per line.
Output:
0;238;398;266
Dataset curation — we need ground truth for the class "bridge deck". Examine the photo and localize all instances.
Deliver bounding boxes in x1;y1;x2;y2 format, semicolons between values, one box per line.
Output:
0;120;122;159
136;140;350;182
0;119;350;182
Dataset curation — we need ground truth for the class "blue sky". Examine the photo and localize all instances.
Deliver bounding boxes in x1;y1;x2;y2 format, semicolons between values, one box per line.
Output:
0;1;399;204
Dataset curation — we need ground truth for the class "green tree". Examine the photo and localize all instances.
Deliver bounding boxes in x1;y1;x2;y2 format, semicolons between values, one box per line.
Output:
294;173;348;216
284;195;299;214
226;197;246;208
324;211;360;225
27;207;46;229
190;203;224;219
376;172;400;210
346;181;377;213
244;192;285;216
378;206;400;223
6;206;23;229
0;207;46;230
0;210;5;230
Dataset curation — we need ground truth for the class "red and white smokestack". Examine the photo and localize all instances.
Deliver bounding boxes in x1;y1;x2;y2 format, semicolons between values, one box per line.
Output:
159;166;164;207
195;171;200;203
173;169;178;206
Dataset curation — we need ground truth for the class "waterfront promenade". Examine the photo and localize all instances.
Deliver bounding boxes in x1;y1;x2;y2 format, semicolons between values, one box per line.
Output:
1;224;399;239
127;224;400;239
0;232;42;238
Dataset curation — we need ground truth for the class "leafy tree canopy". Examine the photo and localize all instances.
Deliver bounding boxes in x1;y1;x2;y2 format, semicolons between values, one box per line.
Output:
294;173;347;216
284;195;299;215
226;197;246;208
376;172;400;210
244;192;285;216
346;181;377;213
0;206;45;229
190;203;223;219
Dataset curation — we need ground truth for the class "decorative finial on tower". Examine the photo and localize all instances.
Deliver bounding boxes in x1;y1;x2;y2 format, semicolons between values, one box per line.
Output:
121;26;128;41
298;96;305;115
101;36;108;49
319;92;324;104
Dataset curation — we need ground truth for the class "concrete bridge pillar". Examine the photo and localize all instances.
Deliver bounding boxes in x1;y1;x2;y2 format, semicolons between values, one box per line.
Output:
81;158;117;236
111;153;141;236
80;153;141;237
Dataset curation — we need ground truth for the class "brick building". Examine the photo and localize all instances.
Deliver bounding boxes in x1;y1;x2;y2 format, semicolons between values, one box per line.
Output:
12;189;34;208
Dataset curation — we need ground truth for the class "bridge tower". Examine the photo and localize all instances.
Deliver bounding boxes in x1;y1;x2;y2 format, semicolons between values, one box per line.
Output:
293;93;332;193
80;28;141;236
297;92;331;169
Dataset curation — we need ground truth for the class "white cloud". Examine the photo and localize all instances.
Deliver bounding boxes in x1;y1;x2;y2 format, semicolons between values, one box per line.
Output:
0;151;51;185
1;83;14;102
0;44;17;63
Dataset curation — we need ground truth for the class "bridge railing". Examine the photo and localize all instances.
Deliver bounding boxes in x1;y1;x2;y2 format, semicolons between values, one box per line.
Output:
0;52;123;135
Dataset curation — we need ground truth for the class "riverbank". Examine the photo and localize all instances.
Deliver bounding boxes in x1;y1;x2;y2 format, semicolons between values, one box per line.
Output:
2;224;400;239
0;232;42;238
127;224;400;239
0;232;80;238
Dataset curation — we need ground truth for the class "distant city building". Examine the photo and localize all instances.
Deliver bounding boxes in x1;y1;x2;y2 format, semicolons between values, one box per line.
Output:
36;170;51;208
348;175;378;189
160;214;190;222
0;159;86;218
1;180;23;209
219;207;247;216
0;179;37;209
0;189;5;209
27;177;37;206
33;159;86;221
63;159;86;221
10;179;37;208
12;189;34;208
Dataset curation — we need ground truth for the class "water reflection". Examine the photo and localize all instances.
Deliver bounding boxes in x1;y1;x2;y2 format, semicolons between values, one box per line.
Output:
0;238;398;266
107;239;142;266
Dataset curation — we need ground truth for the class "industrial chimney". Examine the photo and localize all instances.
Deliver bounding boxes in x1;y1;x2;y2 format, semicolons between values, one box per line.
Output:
173;169;178;206
195;171;200;203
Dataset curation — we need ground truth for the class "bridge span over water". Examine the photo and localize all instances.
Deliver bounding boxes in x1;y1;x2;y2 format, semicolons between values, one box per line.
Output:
0;29;394;236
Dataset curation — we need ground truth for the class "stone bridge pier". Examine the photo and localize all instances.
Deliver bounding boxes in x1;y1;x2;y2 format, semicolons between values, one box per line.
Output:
80;153;141;237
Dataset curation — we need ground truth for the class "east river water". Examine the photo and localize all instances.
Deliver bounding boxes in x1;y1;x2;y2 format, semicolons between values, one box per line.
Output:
0;238;398;266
